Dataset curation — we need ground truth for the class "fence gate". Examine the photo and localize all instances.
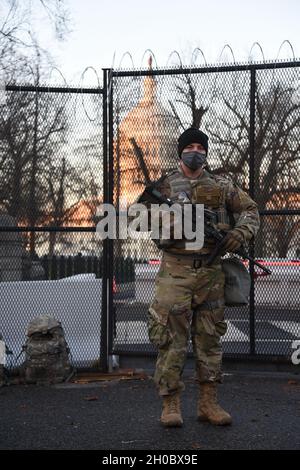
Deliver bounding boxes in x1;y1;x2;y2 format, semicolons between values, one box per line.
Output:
107;60;300;364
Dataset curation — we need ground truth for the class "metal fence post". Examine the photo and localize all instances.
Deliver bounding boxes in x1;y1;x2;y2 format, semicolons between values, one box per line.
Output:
107;69;115;365
249;66;256;356
100;69;109;372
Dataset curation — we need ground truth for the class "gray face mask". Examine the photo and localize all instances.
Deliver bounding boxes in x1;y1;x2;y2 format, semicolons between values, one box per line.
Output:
181;151;207;170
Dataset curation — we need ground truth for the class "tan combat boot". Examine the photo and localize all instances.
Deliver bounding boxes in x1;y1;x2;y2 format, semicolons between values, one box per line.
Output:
160;393;183;427
197;382;232;425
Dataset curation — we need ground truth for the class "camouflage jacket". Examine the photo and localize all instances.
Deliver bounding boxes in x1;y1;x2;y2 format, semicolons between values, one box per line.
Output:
134;165;260;255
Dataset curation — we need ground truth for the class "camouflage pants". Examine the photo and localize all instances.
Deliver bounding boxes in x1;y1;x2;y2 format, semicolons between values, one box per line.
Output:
148;252;227;396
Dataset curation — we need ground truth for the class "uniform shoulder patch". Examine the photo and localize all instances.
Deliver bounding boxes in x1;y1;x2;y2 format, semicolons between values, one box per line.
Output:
212;173;233;185
160;168;181;185
152;168;177;184
165;167;180;178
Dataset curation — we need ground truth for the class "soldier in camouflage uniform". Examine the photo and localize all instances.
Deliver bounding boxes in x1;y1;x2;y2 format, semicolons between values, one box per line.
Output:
140;127;260;427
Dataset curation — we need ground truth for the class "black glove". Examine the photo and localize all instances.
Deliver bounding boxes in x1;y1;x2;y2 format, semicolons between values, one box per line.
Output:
222;229;244;252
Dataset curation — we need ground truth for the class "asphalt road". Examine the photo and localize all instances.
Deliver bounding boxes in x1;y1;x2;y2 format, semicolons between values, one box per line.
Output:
0;371;299;450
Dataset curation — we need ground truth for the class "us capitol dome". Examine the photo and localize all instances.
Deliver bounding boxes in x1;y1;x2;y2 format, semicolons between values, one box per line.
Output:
114;56;180;259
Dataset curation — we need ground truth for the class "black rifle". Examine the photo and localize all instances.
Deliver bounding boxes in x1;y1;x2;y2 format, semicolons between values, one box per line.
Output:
139;184;271;275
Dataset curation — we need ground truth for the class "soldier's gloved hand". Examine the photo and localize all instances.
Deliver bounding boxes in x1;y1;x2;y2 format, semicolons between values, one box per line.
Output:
222;229;244;252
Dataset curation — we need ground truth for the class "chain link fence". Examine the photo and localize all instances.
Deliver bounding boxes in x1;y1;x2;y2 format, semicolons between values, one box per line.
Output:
0;84;105;369
110;60;300;361
0;61;299;371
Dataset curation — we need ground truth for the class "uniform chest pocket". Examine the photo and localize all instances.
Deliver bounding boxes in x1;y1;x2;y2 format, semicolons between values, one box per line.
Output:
194;186;221;208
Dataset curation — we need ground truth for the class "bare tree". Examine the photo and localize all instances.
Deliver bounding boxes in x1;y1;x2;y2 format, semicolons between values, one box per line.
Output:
0;60;69;254
168;72;299;257
0;90;32;216
262;203;299;259
0;0;70;80
168;73;209;130
44;154;97;256
0;0;70;44
206;80;300;257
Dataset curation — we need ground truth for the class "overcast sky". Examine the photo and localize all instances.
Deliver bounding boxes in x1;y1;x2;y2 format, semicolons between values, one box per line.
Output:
37;0;300;85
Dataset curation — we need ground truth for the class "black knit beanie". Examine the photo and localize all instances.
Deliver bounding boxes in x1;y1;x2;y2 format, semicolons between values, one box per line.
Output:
178;127;209;157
